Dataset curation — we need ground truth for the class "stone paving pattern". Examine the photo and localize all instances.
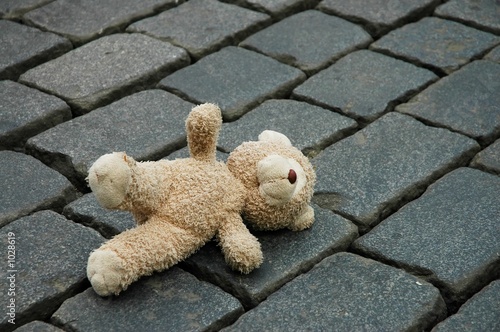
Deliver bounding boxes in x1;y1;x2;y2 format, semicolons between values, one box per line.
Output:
0;0;498;331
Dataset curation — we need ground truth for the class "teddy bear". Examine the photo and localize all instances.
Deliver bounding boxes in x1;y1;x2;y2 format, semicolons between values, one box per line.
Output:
227;130;316;232
86;103;263;296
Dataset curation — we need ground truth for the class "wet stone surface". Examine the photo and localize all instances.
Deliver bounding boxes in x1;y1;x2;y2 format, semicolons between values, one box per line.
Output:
352;168;500;309
370;17;500;74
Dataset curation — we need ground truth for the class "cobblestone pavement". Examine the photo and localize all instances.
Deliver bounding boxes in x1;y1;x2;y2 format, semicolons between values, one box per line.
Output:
1;0;499;331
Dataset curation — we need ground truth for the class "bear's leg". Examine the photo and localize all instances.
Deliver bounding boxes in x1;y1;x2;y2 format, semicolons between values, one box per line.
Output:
217;214;263;274
87;217;206;296
288;205;315;231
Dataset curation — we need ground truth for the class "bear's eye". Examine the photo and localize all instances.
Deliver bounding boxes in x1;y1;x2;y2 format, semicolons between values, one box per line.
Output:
288;169;297;184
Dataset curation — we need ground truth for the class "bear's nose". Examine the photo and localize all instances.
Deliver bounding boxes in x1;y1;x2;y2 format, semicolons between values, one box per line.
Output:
288;169;297;184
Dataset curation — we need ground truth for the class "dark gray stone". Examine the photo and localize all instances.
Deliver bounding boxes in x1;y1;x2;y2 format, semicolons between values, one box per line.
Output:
222;0;316;18
435;0;500;35
14;321;64;332
318;0;440;37
470;139;500;175
396;60;500;145
128;0;270;60
0;0;53;19
223;253;446;332
159;46;306;121
165;146;229;162
293;50;437;123
19;34;189;115
240;10;371;75
184;205;358;308
370;17;500;74
0;80;71;151
0;20;72;80
0;151;79;227
0;211;104;332
52;268;243;332
484;45;500;63
312;112;480;231
218;99;357;157
23;0;182;45
352;168;500;309
26;90;194;189
63;194;135;239
432;280;500;332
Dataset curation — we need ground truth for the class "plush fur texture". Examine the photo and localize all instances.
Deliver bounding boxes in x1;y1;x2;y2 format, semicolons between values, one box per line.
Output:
227;130;316;231
87;104;263;296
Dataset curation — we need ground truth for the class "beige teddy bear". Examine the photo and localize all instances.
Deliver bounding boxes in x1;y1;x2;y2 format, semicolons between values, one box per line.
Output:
227;130;316;232
86;103;263;296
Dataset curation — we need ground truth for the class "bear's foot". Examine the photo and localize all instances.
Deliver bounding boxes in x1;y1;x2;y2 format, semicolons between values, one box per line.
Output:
87;249;127;296
288;205;314;231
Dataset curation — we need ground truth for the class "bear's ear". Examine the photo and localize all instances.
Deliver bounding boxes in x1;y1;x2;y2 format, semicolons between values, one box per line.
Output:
258;130;292;146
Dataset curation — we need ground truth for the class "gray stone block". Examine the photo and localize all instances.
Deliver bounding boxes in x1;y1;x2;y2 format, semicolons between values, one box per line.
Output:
240;10;372;75
293;50;437;123
218;99;357;157
435;0;500;35
26;90;194;189
318;0;440;36
13;321;64;332
312;112;480;231
19;34;189;115
484;45;500;63
223;253;446;331
0;151;79;227
352;168;500;309
0;211;104;332
470;139;500;175
432;280;500;332
184;205;358;308
128;0;270;60
52;267;243;332
0;80;71;151
0;0;53;19
159;46;306;121
63;194;135;239
370;17;500;74
222;0;317;17
165;146;229;162
23;0;183;45
0;20;72;80
396;60;500;145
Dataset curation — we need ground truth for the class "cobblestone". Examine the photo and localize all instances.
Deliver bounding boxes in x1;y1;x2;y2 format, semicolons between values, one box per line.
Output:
2;1;499;330
293;50;437;123
224;253;446;331
312;112;480;231
240;10;372;75
218;99;357;156
26;90;193;189
52;267;243;332
370;17;500;74
396;60;500;145
318;0;440;37
434;0;500;35
0;211;104;332
352;168;500;309
432;280;500;332
19;34;189;115
470;139;500;175
0;151;79;227
159;46;305;121
0;80;71;151
128;0;270;60
184;205;358;308
0;20;72;80
23;0;181;45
